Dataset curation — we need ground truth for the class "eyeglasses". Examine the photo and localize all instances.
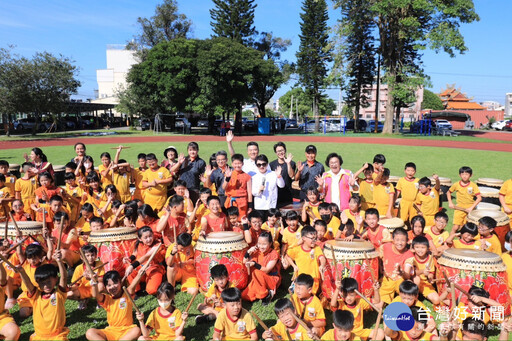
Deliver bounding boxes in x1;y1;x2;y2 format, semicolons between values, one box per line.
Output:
304;235;317;241
256;163;267;167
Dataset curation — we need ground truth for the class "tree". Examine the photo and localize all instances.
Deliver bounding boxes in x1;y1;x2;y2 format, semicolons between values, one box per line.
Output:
210;0;256;46
338;0;376;132
279;87;336;120
296;0;332;132
126;0;192;57
332;0;479;134
421;89;444;110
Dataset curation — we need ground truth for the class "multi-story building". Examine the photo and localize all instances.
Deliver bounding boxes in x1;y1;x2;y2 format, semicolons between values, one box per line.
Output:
505;93;512;116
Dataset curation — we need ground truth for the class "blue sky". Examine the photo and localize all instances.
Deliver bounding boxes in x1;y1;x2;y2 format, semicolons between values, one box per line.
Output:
1;0;510;105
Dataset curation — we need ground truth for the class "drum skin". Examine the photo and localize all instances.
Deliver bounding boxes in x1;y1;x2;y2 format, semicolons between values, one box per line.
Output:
437;249;510;314
194;232;249;292
321;240;379;299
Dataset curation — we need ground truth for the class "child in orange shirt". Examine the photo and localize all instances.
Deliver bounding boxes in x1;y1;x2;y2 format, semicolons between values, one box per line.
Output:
86;270;141;340
125;227;165;296
330;278;384;340
63;172;86;224
361;208;391;249
166;233;198;295
17;250;68;340
68;244;105;310
9;199;31;221
137;282;188;341
261;208;282;251
243;211;264;247
242;231;281;303
223;154;252;217
196;264;234;324
157;196;189;246
50;211;80;267
286;226;326;295
33;172;63;214
199;196;228;237
227;207;242;232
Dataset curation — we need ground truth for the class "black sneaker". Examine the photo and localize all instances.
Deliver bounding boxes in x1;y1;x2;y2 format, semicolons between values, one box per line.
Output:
195;314;209;325
262;293;272;306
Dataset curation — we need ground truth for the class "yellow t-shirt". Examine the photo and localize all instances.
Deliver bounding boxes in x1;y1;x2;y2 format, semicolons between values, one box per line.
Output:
146;307;183;340
391;296;428;311
71;261;105;288
261;222;281;250
143;167;171;197
165;243;195;273
499;179;512;209
112;172;132;203
322;329;361;341
475;234;502;255
0;186;13;211
15;177;38;200
326;216;342;236
396;177;419;202
423;226;449;248
281;226;303;249
414;189;439;217
291;294;326;326
404;254;436;282
29;288;67;337
76;216;91;233
101;292;134;328
4;174;16;193
287;245;324;281
373;182;395;216
133;167;146;200
448;181;480;207
271;320;311;340
335;298;370;334
98;164;113;186
341;209;365;233
358;179;374;209
213;308;256;340
453;239;482;250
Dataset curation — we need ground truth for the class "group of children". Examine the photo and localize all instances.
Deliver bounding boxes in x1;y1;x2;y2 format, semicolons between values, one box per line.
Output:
0;141;511;341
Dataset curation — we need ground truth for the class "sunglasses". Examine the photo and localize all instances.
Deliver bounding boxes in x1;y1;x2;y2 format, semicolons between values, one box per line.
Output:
256;163;267;167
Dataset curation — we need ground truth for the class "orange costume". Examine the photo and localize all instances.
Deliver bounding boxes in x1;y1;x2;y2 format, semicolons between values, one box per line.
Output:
71;260;105;299
51;227;81;264
242;248;281;302
127;242;166;295
164;213;188;246
203;212;228;235
224;170;251;217
379;243;414;304
365;225;391;250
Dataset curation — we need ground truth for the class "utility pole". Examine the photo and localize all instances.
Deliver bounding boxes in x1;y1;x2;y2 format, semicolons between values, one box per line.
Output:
374;53;381;133
289;95;294;119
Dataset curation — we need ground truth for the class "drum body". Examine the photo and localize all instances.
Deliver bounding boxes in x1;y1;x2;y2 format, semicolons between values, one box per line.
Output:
479;186;500;206
6;221;43;236
280;203;303;215
429;176;451;201
379;217;405;233
468;210;510;251
388;175;400;187
477;178;504;190
89;227;137;277
53;165;66;186
475;202;500;211
194;232;249;291
438;249;510;313
322;240;379;299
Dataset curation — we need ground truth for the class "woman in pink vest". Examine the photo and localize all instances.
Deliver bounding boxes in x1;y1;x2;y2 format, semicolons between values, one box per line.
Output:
316;153;355;211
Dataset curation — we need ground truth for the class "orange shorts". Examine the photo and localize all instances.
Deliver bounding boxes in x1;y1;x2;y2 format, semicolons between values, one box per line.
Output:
17;291;32;309
77;285;93;299
102;325;137;340
30;327;69;341
176;268;198;292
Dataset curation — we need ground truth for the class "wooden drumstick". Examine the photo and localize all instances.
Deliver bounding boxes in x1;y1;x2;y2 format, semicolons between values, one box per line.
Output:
0;254;17;270
42;208;46;231
250;310;270;331
8;212;22;237
56;215;65;250
5;236;28;254
329;244;337;279
79;248;95;276
3;214;8;240
173;224;177;244
373;307;383;339
290;312;320;341
110;146;131;150
123;286;141;314
412;203;422;214
141;243;162;273
354;289;381;312
184;292;198;314
91;202;106;218
70;262;107;286
450;282;456;321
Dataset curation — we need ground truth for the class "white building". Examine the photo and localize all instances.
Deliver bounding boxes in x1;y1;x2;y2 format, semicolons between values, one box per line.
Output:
93;45;137;106
480;101;501;111
505;93;512;116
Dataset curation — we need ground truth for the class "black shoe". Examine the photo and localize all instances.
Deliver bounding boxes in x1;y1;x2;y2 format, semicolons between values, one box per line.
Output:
195;314;209;325
262;292;272;306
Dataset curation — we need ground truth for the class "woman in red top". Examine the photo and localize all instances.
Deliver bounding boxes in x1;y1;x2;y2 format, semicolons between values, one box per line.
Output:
25;147;54;178
242;231;281;303
125;226;165;295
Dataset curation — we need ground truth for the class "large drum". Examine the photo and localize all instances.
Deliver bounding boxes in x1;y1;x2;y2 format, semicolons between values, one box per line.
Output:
388;175;400;187
476;202;500;211
89;227;137;277
8;164;20;179
380;217;405;233
429;176;451;201
322;240;379;299
5;221;43;237
467;210;510;251
479;186;500;206
194;231;249;292
477;178;504;190
280;202;303;215
437;249;510;313
53;165;66;186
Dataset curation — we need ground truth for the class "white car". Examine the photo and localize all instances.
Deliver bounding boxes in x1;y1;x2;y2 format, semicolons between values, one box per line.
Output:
492;120;509;131
434;119;453;131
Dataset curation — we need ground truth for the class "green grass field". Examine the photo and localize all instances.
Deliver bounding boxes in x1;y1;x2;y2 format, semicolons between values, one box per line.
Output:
2;137;509;340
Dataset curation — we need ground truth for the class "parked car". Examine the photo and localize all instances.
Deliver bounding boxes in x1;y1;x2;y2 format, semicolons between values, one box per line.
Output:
13;117;52;132
302;120;330;133
434;119;453;131
176;118;191;133
140;118;151;131
285;119;298;129
504;121;512;131
492;120;509;131
345;119;368;131
197;119;209;128
365;120;384;133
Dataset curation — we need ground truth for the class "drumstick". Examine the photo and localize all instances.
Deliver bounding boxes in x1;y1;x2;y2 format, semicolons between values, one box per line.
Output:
250;310;270;331
441;269;483;306
290;312;320;341
354;289;381;312
450;282;456;321
8;213;22;236
412;203;422;214
42;208;46;231
110;146;131;150
453;206;468;213
173;224;177;243
373;307;383;340
70;262;108;286
5;236;29;254
3;214;8;240
56;215;65;250
0;254;17;270
184;292;198;313
329;244;337;279
305;206;316;222
90;202;106;218
79;248;95;276
29;235;48;253
122;286;141;314
141;243;162;273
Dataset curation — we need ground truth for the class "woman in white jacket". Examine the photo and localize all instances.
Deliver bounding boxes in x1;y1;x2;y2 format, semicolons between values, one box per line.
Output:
252;154;285;220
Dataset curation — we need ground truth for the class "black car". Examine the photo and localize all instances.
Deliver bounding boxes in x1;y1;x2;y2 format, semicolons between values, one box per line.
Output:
197;119;209;128
140;118;151;131
345;119;367;131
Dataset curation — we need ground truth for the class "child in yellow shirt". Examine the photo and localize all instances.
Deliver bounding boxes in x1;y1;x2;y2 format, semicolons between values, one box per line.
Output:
354;163;375;211
0;175;14;218
476;216;502;254
447;222;481;250
68;245;105;310
415;176;441;226
340;195;365;233
165;233;198;295
330;278;383;340
322;310;361;341
63;172;86;223
137;282;188;341
261;208;282;251
290;274;327;336
212;287;257;341
86;270;142;341
423;211;450;254
280;211;303;266
395;162;419;223
142;153;173;212
196;264;234;324
447;166;481;232
0;262;20;340
18;249;68;340
263;298;317;341
14;163;38;218
0;160;16;194
373;168;395;218
301;187;321;224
